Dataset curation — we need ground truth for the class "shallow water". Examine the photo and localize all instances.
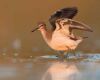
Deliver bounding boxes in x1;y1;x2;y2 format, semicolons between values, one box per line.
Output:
0;53;100;80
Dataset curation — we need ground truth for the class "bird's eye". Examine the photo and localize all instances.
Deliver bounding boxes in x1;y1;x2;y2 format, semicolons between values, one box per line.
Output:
39;24;45;27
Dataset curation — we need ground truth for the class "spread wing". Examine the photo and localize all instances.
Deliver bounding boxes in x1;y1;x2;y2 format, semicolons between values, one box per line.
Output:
69;19;93;32
49;7;78;31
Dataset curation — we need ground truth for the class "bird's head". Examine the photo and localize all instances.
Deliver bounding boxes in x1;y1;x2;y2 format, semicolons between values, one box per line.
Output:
31;22;46;32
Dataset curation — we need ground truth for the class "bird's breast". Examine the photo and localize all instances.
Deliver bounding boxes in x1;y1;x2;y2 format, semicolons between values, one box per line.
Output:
48;31;82;51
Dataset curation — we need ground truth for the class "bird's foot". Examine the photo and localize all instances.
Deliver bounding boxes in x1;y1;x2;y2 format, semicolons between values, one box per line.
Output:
56;55;65;62
58;54;69;62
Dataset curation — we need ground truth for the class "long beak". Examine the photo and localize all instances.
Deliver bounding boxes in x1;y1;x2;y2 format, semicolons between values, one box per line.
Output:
69;19;93;32
31;27;39;32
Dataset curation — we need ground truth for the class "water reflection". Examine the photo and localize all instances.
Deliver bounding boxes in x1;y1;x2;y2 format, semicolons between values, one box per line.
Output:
42;61;80;80
0;54;99;80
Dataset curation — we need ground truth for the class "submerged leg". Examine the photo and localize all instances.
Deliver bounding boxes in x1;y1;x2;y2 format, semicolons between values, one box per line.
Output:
63;46;71;59
63;51;69;59
57;51;65;61
73;51;76;56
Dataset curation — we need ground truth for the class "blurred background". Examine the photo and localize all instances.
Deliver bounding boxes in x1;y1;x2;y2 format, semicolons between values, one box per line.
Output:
0;0;100;57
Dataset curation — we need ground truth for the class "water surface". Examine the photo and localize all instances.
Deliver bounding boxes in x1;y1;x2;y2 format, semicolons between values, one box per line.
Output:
0;53;100;80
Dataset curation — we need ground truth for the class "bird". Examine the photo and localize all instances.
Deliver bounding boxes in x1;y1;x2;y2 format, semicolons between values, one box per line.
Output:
31;7;93;59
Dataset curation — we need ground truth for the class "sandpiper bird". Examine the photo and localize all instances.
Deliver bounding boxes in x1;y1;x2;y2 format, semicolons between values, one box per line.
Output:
32;7;93;59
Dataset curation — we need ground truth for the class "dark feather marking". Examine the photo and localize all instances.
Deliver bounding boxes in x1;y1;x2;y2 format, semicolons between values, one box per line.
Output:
49;7;78;30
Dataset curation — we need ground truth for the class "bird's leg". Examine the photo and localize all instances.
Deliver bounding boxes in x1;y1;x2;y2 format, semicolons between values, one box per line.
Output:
57;51;70;61
64;46;71;59
57;51;65;61
63;51;69;59
73;51;76;56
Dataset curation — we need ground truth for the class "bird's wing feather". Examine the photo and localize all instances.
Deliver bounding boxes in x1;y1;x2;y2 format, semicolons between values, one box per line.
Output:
69;19;93;32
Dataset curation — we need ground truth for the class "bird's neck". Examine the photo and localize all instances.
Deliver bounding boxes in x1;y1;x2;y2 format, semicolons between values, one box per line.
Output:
40;28;52;43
